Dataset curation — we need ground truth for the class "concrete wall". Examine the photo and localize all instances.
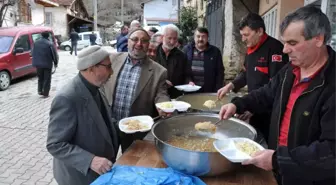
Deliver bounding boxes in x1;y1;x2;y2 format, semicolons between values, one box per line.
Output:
31;4;45;26
259;0;278;15
259;0;304;38
223;0;259;81
0;3;17;27
45;6;68;38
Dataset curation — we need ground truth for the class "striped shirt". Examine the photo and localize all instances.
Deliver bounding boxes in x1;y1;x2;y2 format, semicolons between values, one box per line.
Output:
191;48;205;86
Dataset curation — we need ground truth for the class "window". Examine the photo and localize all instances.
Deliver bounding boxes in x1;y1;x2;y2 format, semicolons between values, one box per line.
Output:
19;0;32;23
0;36;14;53
262;5;277;38
45;12;52;26
32;32;54;43
14;35;31;52
172;0;176;6
83;34;90;40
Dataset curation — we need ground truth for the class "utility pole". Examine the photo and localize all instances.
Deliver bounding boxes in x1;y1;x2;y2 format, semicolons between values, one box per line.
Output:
93;0;98;31
177;0;181;24
121;0;124;25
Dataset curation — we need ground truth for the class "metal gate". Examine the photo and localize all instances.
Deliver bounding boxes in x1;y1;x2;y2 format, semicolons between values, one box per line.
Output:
206;0;225;53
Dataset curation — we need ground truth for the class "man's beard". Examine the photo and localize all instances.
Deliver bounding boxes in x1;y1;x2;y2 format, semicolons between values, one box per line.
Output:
163;43;175;50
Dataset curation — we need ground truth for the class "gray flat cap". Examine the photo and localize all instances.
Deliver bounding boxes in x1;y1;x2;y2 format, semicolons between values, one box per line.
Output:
76;45;110;70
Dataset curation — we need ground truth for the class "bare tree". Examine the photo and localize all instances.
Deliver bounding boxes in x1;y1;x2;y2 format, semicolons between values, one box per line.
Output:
0;0;17;27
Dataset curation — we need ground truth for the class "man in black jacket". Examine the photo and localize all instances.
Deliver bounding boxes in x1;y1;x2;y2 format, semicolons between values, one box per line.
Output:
155;24;194;99
219;6;335;185
183;27;224;93
70;28;79;56
217;13;289;142
32;32;58;97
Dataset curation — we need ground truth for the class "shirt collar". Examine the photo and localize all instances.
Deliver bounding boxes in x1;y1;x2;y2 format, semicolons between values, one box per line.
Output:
78;72;99;95
127;55;144;65
247;33;268;55
292;64;325;83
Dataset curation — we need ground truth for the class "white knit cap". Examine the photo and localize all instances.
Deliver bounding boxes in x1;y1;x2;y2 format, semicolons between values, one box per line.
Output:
76;45;110;70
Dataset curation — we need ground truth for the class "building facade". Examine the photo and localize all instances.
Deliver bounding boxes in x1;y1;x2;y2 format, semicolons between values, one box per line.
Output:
143;0;179;27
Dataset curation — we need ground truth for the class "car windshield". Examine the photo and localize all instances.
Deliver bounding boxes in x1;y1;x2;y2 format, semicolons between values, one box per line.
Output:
0;36;14;53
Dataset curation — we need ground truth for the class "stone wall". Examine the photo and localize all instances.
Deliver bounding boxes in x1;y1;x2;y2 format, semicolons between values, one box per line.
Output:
223;0;259;82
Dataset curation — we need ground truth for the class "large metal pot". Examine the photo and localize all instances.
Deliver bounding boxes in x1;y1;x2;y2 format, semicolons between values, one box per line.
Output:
175;93;241;113
151;113;257;176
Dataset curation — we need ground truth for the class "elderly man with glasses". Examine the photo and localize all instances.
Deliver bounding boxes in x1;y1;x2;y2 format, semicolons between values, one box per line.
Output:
101;28;170;152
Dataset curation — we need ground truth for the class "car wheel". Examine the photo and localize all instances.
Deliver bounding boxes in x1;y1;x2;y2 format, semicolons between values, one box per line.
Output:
64;46;71;51
0;71;11;91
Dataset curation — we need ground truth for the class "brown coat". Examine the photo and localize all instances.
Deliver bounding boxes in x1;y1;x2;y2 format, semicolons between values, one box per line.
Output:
101;52;170;118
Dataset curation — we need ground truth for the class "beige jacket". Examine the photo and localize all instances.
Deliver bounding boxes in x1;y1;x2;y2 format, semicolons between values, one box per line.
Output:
101;52;170;117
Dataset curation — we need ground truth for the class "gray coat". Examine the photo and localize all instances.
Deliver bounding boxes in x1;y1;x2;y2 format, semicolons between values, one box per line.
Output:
46;75;119;185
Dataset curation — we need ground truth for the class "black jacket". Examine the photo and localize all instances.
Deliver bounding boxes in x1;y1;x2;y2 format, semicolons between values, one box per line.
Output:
232;36;289;92
70;31;79;44
156;44;193;98
232;46;335;185
32;38;58;69
183;42;224;92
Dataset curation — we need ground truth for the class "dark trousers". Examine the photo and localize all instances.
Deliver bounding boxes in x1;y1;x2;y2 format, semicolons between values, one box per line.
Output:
249;112;271;143
37;68;52;96
120;131;148;153
71;43;77;55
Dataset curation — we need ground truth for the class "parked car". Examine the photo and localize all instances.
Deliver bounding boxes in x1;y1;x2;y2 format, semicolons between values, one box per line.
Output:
0;26;57;91
60;31;103;51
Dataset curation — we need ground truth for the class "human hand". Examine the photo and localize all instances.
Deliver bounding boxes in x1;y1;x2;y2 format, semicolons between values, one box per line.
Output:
242;149;275;171
189;81;195;86
156;108;172;117
166;80;173;87
217;83;234;99
90;156;113;175
219;103;237;120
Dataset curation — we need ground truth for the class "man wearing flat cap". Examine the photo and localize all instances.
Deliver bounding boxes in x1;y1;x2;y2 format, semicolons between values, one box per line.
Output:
47;45;119;185
101;28;170;152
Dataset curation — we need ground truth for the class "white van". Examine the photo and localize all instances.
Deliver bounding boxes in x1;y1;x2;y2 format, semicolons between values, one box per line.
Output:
60;31;102;51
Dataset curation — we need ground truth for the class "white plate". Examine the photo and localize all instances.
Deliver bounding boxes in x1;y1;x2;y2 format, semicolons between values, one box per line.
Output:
172;101;191;111
155;101;191;113
175;84;201;92
213;137;265;163
119;115;154;134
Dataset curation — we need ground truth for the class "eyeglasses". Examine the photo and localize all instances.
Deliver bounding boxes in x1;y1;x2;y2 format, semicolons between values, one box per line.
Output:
129;37;150;44
96;63;113;73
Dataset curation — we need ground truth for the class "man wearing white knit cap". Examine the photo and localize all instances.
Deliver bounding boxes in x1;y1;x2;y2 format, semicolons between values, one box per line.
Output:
47;45;119;185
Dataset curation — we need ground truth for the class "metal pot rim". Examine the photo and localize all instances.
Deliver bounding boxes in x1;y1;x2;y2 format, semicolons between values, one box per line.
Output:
151;113;258;153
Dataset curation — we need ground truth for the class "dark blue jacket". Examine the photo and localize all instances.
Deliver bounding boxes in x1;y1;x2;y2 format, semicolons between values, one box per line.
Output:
232;46;336;185
32;38;58;69
116;35;128;52
183;42;224;92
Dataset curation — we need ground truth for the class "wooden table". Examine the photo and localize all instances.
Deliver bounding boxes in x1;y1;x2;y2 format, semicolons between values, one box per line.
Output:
115;140;277;185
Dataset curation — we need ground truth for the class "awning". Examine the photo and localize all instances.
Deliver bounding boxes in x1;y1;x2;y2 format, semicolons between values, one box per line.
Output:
67;14;93;25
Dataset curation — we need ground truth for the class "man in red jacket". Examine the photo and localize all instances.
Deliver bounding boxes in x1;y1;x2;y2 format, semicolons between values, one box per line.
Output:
220;6;335;185
217;13;289;142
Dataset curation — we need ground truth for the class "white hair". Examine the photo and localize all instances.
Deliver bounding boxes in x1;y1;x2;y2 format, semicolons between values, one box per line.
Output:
162;24;180;37
130;20;141;29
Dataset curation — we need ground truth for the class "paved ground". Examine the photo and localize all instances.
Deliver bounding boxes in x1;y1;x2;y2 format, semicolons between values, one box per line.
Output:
0;47;115;185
